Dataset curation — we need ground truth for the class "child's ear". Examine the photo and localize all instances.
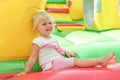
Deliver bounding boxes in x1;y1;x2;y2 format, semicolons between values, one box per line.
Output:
33;28;38;32
33;26;38;32
33;27;38;32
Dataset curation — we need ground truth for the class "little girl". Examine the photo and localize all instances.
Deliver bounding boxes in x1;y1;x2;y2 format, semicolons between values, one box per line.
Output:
17;11;115;76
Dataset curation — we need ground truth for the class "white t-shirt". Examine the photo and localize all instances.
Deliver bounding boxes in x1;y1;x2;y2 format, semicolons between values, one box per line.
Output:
32;36;63;67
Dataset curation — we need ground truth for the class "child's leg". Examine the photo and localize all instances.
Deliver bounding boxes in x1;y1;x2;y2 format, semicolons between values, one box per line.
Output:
74;52;114;67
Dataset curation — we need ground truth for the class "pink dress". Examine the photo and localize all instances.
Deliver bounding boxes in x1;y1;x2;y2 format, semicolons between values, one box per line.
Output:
32;36;74;71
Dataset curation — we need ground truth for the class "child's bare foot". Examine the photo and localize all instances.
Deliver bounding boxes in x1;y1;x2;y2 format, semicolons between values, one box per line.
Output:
101;52;115;67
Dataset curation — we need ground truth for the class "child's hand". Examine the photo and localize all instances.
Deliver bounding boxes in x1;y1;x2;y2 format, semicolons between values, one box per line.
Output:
65;52;76;57
15;72;27;77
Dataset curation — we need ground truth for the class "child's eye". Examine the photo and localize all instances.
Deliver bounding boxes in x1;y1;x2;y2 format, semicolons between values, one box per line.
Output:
42;23;46;26
49;22;52;25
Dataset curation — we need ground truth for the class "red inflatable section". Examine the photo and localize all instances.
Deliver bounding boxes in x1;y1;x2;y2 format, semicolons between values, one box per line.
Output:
46;8;69;13
7;63;120;80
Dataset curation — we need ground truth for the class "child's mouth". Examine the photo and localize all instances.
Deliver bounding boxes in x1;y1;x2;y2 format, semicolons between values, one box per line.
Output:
46;29;51;31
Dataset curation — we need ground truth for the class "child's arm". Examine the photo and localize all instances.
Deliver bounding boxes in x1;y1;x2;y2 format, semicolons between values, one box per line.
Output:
16;44;40;76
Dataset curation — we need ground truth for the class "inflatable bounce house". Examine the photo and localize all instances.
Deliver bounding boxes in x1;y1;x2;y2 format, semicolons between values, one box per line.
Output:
0;0;120;80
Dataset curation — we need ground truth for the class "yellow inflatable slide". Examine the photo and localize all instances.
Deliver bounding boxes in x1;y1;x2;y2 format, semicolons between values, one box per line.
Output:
0;0;46;60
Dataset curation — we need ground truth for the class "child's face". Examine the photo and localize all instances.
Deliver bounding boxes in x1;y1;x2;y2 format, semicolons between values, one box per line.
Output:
36;17;53;37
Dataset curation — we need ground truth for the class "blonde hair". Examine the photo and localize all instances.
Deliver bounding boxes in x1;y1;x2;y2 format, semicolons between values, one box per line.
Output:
33;11;53;31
